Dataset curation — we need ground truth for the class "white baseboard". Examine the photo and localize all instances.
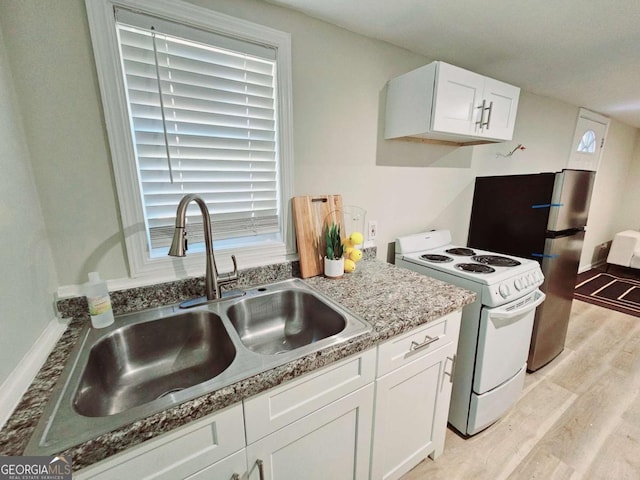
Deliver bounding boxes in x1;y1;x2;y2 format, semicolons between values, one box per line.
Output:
0;317;67;430
579;260;607;274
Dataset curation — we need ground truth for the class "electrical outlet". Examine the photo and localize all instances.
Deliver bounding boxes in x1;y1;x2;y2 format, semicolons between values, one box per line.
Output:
368;221;378;241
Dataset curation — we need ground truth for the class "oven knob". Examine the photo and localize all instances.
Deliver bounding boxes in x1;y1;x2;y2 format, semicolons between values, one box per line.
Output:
499;284;510;298
514;279;523;291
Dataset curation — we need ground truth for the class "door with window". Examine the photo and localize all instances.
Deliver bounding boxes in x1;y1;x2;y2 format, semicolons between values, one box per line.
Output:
567;108;609;171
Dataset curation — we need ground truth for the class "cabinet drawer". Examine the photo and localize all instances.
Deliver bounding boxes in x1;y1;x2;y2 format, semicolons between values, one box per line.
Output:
377;310;461;377
244;348;376;444
75;403;245;480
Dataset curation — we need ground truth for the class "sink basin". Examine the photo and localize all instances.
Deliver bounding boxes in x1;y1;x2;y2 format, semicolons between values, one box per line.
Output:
73;311;236;417
228;290;346;355
25;278;371;456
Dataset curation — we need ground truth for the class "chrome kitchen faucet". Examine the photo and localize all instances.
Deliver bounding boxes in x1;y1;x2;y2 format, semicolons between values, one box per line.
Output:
168;194;240;307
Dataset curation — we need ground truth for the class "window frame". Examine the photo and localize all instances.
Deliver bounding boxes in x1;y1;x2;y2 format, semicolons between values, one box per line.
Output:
85;0;295;279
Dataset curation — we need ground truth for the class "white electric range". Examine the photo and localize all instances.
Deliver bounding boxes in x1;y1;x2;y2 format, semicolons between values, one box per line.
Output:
395;230;545;436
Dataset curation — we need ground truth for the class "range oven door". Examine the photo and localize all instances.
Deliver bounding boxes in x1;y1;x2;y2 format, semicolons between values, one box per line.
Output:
473;289;545;394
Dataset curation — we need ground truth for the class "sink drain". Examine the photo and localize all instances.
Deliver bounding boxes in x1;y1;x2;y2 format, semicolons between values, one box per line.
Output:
157;388;185;399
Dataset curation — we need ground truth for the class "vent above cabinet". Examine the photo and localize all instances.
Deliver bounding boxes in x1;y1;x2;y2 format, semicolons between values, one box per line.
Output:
384;61;520;146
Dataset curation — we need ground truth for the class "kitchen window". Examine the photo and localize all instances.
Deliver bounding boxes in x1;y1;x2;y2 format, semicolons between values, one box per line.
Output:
85;0;294;278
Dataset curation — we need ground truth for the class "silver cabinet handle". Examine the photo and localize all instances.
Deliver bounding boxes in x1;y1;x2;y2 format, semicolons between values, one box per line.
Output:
484;101;493;130
257;459;265;480
475;99;486;128
231;474;240;480
410;334;441;352
444;354;457;383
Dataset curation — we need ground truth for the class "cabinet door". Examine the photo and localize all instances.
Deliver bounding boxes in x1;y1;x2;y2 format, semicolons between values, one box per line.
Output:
478;77;520;140
371;345;456;480
246;384;374;480
431;62;484;136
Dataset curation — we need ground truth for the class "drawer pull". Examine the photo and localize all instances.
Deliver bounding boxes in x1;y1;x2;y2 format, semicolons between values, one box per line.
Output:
409;334;441;353
257;459;265;480
232;474;240;480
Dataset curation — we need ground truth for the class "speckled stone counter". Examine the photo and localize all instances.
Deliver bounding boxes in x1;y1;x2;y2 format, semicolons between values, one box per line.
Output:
0;257;475;470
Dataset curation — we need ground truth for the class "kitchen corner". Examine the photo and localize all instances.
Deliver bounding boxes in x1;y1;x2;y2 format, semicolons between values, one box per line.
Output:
0;251;475;472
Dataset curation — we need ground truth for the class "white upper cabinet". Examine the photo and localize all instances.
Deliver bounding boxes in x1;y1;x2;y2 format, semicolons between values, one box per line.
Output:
385;61;520;145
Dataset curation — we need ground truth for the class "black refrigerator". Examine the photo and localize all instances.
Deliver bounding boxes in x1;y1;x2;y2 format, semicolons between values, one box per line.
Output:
467;169;596;371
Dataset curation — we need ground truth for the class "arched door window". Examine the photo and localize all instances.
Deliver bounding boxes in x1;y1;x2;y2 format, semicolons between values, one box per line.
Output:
577;129;597;153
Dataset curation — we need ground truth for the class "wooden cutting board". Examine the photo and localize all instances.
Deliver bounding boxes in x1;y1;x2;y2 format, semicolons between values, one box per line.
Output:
292;195;344;278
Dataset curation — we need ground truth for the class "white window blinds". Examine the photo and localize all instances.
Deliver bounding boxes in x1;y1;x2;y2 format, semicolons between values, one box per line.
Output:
115;9;281;254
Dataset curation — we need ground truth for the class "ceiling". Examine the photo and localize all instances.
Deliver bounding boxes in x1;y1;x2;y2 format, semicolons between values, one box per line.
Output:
267;0;640;129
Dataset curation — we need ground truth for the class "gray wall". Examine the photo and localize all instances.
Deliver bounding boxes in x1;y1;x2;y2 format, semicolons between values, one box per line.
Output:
0;19;59;383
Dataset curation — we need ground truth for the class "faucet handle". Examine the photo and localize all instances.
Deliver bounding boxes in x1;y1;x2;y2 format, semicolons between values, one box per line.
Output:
229;254;238;279
218;254;239;285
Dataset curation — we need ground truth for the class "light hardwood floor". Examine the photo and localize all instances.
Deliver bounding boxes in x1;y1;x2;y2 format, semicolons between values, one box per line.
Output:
402;299;640;480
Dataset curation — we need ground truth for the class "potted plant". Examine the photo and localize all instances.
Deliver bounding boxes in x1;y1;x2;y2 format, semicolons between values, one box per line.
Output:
324;223;344;278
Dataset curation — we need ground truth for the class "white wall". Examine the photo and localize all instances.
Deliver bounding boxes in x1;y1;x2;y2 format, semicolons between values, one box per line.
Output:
0;0;129;286
0;21;59;385
1;0;638;291
580;122;639;269
612;135;640;233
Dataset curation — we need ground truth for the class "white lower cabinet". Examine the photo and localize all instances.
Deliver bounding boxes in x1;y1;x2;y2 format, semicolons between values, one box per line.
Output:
73;313;463;480
74;403;246;480
246;384;374;480
243;348;376;480
371;311;462;480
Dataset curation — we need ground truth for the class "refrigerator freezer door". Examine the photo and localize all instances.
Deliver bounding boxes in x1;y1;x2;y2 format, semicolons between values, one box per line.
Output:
528;230;585;371
468;173;556;260
547;169;596;231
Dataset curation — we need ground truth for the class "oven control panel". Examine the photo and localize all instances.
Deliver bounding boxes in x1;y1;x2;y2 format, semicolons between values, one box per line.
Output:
492;267;544;303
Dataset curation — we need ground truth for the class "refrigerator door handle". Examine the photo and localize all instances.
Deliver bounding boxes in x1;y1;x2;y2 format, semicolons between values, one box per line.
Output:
531;203;564;209
532;253;560;259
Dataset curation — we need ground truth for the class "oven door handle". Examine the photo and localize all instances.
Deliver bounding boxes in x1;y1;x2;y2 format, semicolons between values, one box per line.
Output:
490;290;546;319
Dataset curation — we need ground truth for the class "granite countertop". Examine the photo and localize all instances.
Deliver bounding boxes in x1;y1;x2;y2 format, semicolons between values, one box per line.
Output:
0;258;475;469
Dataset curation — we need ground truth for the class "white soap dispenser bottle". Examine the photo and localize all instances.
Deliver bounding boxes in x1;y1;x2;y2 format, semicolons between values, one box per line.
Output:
86;272;115;328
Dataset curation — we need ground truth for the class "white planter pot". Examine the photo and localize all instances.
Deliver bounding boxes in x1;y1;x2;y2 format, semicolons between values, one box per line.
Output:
324;257;344;278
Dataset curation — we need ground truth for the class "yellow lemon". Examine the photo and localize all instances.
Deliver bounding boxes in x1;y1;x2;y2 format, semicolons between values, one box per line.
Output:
344;246;354;257
342;239;353;249
344;258;356;272
349;249;363;262
349;232;364;245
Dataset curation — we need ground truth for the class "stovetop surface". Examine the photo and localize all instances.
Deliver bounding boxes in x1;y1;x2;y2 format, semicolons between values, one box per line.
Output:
400;246;539;285
395;230;543;287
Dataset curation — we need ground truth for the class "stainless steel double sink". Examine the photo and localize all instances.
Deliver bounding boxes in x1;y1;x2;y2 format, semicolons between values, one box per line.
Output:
26;278;371;455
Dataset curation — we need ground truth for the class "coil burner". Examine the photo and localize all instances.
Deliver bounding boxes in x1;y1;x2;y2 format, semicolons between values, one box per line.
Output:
420;254;453;263
454;263;496;273
471;255;521;267
446;247;476;256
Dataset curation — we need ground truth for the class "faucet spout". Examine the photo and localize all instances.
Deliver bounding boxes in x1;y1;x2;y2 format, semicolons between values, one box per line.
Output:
168;194;238;303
